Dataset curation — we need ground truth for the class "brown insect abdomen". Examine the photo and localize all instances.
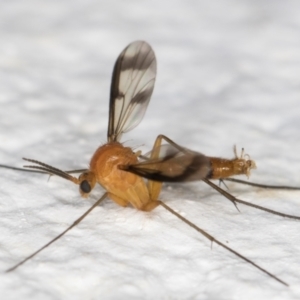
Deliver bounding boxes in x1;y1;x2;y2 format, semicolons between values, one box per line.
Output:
207;156;256;179
207;157;235;179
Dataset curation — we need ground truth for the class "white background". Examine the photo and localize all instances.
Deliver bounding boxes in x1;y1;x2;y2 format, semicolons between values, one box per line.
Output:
1;1;300;299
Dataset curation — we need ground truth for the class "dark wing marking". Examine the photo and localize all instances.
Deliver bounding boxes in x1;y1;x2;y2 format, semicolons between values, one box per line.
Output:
107;41;157;142
120;144;211;182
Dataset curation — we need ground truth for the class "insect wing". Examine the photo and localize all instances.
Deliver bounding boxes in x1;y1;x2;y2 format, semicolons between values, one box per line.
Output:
121;144;211;182
108;41;157;142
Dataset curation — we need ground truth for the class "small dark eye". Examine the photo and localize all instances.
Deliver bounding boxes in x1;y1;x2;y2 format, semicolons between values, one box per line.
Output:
80;180;91;193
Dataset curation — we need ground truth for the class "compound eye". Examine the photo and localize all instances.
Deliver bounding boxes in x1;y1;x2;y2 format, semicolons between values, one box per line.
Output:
80;180;91;194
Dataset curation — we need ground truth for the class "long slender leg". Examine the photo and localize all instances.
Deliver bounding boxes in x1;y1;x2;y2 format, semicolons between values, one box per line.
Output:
146;135;166;201
204;179;300;220
159;201;288;286
145;134;191;201
139;135;182;211
224;177;300;190
146;134;195;199
6;193;108;272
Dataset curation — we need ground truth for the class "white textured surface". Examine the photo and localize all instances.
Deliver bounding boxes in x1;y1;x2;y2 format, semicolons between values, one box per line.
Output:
1;1;300;299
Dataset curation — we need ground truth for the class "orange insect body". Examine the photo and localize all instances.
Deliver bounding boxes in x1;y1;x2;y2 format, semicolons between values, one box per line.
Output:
88;142;152;210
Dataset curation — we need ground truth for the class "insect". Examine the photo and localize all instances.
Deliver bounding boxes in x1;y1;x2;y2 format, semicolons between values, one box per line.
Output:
2;41;300;286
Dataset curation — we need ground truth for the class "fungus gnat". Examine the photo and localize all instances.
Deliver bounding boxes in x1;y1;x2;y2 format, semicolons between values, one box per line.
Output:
2;41;300;286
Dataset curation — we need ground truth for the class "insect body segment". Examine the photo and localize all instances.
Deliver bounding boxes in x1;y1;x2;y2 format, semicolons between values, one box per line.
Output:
89;142;158;211
207;146;256;180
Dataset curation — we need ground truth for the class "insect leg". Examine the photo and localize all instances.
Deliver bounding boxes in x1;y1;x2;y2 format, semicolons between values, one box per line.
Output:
204;178;300;220
142;134;191;210
159;201;288;286
145;134;198;199
137;135;175;211
6;193;108;272
224;177;300;190
146;135;166;201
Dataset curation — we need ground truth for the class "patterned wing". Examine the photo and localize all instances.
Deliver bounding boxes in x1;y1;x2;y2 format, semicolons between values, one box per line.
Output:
107;41;157;142
120;144;211;182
